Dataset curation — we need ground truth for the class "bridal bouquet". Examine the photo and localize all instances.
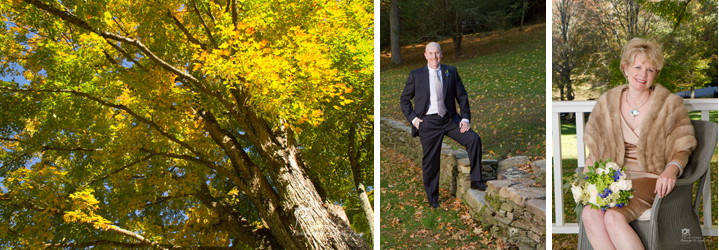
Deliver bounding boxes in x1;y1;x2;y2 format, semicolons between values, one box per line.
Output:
570;159;634;211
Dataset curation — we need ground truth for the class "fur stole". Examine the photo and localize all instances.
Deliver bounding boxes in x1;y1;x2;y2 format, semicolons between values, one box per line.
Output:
583;84;696;175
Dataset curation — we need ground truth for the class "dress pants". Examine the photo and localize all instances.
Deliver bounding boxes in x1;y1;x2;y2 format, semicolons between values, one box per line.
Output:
418;114;482;204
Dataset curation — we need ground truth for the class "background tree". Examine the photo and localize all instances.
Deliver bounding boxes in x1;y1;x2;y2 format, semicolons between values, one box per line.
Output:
379;0;545;57
390;0;402;65
0;0;373;249
552;0;717;97
552;0;579;101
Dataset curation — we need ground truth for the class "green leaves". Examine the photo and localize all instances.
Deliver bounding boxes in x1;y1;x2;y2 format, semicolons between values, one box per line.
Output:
0;0;373;248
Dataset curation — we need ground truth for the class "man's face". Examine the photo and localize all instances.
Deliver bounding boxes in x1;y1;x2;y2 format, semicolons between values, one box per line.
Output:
424;44;442;69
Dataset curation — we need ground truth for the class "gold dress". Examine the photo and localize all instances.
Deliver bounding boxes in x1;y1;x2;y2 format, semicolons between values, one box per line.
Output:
608;114;658;223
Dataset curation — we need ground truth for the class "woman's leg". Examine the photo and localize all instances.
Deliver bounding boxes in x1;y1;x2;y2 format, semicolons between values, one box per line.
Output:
582;206;616;250
604;210;644;250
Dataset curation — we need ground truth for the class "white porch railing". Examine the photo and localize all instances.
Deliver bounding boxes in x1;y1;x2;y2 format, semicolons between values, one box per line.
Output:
552;98;718;235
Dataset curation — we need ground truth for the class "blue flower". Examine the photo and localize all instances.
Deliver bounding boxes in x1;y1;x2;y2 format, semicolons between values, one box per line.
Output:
598;188;613;198
601;207;607;212
612;170;622;181
617;203;624;208
584;176;588;180
445;70;450;77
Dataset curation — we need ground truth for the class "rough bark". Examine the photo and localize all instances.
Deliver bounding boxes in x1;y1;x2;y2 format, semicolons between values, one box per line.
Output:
452;35;462;59
390;0;402;65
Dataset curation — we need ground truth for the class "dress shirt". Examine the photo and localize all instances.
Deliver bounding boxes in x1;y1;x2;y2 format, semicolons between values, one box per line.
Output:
412;64;469;126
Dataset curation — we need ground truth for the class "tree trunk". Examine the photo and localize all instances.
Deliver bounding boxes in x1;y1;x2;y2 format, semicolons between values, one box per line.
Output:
566;79;575;101
452;4;462;59
273;146;369;250
519;0;527;31
390;0;402;65
199;110;370;250
452;35;463;59
349;127;374;241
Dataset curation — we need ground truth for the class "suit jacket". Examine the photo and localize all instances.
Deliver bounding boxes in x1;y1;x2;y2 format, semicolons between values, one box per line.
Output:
400;64;471;137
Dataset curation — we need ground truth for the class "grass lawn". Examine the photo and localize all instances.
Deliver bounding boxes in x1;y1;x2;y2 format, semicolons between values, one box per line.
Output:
380;25;546;161
380;24;545;249
551;111;719;249
380;146;509;249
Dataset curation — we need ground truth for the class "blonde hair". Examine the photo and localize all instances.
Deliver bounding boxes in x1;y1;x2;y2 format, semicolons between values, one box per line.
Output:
620;38;664;75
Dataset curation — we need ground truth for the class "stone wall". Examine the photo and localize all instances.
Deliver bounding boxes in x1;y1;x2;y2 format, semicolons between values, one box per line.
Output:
381;118;546;249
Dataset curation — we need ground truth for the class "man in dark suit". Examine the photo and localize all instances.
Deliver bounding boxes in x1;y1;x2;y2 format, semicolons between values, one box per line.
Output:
400;42;486;209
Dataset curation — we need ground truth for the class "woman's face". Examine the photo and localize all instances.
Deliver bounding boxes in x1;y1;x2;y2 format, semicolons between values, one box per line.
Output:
623;53;657;93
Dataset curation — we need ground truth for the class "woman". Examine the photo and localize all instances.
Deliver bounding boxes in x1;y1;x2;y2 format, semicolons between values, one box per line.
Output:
581;38;697;249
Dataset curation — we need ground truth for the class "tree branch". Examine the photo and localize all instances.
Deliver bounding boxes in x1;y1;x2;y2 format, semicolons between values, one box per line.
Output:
0;137;19;142
0;86;202;160
104;41;147;71
190;0;219;49
25;0;265;163
139;148;223;170
105;225;170;250
45;240;238;249
144;194;192;207
45;240;147;249
193;182;282;249
21;0;196;83
87;154;154;186
231;0;238;27
41;145;98;152
205;2;216;23
166;10;207;51
102;49;120;66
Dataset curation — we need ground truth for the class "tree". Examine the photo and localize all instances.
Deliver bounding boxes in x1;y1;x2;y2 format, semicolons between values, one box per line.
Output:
552;0;598;100
380;0;536;58
390;0;402;65
552;0;579;101
0;0;373;249
552;0;716;97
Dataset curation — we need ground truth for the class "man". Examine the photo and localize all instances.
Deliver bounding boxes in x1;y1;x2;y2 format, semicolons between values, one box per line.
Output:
400;42;486;209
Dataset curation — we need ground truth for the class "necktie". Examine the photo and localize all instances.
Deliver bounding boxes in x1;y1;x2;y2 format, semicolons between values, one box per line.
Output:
434;69;446;117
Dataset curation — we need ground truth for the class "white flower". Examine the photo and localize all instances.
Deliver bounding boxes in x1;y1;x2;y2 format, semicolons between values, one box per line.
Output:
571;185;583;203
618;179;632;191
606;162;620;171
609;182;621;194
596;167;608;175
587;184;599;206
609;202;617;207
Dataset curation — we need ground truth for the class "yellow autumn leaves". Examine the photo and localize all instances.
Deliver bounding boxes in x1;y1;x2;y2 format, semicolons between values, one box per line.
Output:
190;1;367;128
64;189;113;230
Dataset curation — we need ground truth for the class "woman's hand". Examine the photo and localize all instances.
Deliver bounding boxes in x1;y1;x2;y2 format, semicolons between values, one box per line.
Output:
582;158;593;174
655;165;679;198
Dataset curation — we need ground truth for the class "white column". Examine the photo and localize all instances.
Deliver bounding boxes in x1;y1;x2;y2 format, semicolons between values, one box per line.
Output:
553;112;564;226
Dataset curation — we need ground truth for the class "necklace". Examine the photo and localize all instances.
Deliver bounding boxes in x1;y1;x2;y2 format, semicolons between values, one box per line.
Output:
626;91;651;119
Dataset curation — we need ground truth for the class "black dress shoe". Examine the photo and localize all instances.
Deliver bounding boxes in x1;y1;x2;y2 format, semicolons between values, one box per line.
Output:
430;202;439;209
471;181;488;191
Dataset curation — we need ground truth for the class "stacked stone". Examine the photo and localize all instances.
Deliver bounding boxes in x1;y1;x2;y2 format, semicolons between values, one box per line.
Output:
462;157;546;249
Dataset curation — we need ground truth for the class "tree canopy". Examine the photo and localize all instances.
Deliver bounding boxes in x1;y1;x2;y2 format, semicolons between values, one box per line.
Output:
552;0;717;100
380;0;545;59
0;0;373;249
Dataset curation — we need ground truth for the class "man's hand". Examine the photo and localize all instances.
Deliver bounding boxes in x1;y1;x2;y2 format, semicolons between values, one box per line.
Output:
459;120;470;133
413;118;423;129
